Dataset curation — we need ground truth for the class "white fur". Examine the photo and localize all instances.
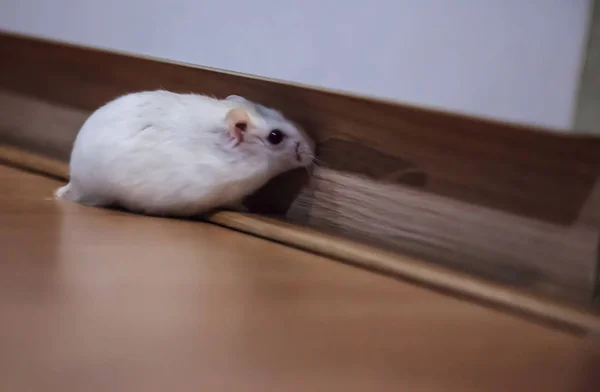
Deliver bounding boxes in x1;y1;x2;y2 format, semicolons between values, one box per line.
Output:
56;90;315;217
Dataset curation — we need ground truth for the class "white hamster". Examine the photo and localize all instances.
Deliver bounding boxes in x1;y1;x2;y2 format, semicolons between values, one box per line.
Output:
55;90;316;217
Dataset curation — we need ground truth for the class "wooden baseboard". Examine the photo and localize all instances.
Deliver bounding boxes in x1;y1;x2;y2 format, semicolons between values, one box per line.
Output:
1;30;599;319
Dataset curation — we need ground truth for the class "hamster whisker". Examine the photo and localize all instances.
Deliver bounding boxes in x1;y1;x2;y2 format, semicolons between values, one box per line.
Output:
300;151;317;164
311;157;326;166
298;151;320;164
304;166;312;177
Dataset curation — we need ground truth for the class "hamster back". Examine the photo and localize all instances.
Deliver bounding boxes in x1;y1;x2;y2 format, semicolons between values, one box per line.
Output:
56;90;315;217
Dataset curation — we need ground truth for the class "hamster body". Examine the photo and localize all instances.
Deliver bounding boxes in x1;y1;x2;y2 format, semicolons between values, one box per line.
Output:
56;90;315;217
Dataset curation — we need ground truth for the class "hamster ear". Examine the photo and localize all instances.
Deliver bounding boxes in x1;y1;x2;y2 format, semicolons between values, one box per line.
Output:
226;107;251;146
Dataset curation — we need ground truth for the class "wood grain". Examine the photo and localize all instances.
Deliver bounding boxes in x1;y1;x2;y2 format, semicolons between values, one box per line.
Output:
1;143;599;333
1;81;598;302
298;168;599;301
1;163;600;392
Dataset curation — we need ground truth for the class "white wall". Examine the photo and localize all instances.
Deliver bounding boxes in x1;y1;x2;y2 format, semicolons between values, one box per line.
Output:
0;0;591;130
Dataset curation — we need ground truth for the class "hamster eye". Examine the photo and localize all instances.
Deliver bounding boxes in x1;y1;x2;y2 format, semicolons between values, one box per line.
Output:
267;129;284;145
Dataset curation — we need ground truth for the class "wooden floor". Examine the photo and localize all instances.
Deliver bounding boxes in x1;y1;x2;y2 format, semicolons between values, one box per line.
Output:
0;164;599;391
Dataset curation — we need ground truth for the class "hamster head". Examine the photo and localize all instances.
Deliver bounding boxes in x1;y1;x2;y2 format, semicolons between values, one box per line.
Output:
225;95;316;173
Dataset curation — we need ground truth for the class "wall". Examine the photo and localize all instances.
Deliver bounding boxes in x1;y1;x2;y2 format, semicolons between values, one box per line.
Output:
0;0;592;130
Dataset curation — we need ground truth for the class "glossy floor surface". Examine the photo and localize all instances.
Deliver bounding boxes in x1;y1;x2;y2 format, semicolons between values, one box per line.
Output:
0;164;599;391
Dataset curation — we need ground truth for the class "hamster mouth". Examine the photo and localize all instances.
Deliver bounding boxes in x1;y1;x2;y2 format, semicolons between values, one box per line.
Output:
294;141;301;163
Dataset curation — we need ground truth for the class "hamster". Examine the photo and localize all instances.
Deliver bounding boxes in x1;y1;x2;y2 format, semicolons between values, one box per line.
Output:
55;90;316;217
